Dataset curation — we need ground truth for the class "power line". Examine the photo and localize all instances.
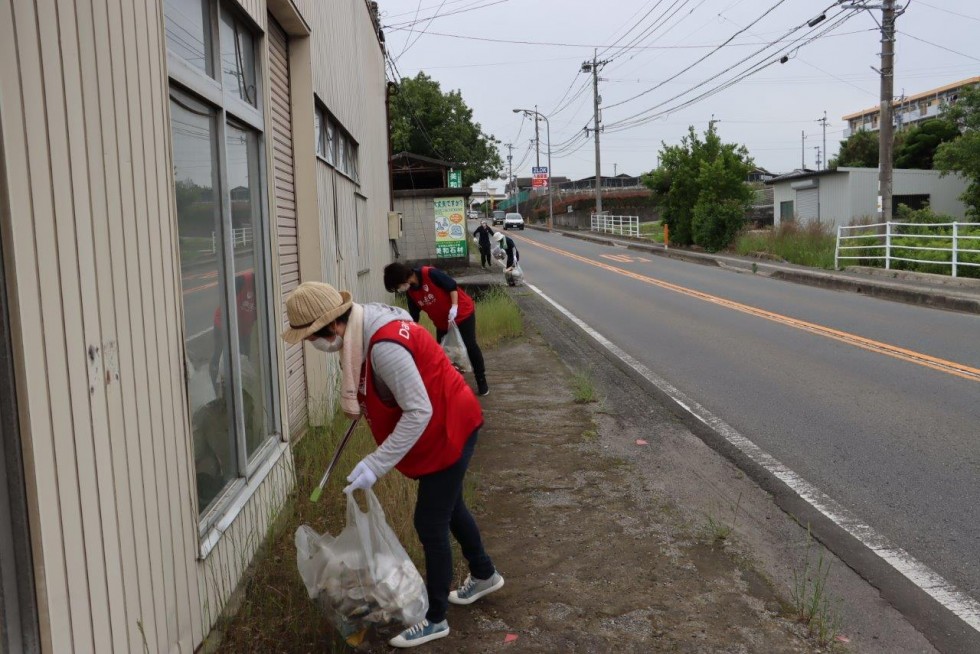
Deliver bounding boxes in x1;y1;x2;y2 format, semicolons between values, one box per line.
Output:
399;0;449;58
898;31;980;63
386;0;511;29
913;0;980;23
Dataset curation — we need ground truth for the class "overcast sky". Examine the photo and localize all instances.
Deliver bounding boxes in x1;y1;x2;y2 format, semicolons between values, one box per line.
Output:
379;0;978;185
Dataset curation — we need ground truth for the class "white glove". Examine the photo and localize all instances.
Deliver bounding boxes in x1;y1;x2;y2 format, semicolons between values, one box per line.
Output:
448;305;458;324
343;460;378;495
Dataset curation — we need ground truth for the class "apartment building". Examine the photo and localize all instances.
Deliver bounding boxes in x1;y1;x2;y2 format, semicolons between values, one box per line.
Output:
843;76;980;136
0;0;393;651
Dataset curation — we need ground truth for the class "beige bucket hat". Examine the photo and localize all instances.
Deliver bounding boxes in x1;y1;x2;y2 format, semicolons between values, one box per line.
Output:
282;282;353;344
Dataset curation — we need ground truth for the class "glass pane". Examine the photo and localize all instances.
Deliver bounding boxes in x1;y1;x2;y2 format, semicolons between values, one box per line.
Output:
219;9;258;107
314;109;323;157
326;122;336;166
169;94;235;513
225;122;275;459
164;0;212;76
348;141;358;182
337;132;347;174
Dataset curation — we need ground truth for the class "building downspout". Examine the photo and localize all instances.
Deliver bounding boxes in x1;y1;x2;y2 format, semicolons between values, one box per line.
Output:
385;81;399;258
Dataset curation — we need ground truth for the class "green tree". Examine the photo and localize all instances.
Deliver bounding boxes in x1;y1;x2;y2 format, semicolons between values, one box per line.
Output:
935;84;980;216
389;72;503;186
643;123;753;250
894;119;960;169
829;129;879;168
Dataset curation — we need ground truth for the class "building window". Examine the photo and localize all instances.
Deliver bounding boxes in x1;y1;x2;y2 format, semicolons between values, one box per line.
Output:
780;200;795;223
164;0;213;77
166;0;278;523
314;102;359;182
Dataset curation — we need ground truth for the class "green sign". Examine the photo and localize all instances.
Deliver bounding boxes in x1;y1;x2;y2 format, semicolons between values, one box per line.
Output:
434;196;468;259
448;170;462;188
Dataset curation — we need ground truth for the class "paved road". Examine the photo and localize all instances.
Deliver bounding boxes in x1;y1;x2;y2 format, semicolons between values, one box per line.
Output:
512;228;980;610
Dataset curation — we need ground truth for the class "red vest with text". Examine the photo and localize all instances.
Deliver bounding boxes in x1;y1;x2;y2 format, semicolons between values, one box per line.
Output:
358;320;483;478
406;266;475;331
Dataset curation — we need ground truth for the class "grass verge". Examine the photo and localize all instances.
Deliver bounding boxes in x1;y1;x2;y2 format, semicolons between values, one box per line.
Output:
733;223;836;269
210;290;522;652
640;220;666;244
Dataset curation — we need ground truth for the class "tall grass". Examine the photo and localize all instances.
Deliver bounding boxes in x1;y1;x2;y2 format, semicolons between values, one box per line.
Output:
639;221;666;244
393;285;523;348
733;222;836;269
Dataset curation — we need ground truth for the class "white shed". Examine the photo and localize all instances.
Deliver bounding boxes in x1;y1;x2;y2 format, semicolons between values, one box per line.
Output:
769;167;970;228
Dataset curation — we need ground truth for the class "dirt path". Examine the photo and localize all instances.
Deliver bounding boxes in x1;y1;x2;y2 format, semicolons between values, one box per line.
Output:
402;333;814;653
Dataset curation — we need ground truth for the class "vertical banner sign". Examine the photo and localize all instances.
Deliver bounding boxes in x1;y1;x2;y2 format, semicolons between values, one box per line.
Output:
532;166;549;189
434;196;468;258
448;170;462;188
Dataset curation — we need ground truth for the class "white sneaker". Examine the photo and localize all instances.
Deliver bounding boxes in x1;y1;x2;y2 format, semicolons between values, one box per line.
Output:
388;619;450;648
448;572;505;605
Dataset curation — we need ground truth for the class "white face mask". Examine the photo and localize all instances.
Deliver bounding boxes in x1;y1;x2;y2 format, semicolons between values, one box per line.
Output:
311;335;344;353
397;283;410;293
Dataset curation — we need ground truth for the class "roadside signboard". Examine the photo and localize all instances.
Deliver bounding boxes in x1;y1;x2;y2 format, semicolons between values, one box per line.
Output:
532;166;549;189
434;196;468;258
448;170;462;188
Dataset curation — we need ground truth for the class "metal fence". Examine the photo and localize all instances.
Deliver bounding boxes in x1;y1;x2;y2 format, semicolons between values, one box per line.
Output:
835;221;980;277
211;226;254;253
591;214;640;238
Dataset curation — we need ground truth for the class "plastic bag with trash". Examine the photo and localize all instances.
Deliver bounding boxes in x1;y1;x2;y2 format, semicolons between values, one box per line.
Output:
295;490;428;639
440;322;472;373
491;245;506;262
504;263;524;287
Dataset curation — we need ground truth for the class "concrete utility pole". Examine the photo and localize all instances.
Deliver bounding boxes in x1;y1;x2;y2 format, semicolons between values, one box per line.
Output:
801;130;806;169
534;104;541;168
843;0;902;218
514;107;554;229
817;111;828;170
814;146;822;170
582;51;609;214
506;142;513;210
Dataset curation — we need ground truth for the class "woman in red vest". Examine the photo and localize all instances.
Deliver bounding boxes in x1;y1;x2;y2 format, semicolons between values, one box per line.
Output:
383;263;488;396
283;282;504;648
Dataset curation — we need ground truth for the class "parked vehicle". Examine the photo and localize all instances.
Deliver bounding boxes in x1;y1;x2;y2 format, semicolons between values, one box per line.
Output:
503;213;525;230
467;210;479;219
492;210;506;225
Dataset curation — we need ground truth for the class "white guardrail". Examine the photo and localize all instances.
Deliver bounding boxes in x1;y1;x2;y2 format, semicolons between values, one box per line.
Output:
835;221;980;277
210;226;254;253
591;213;640;238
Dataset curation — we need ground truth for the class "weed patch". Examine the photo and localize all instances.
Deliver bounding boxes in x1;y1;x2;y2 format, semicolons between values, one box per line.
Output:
572;370;598;404
733;222;836;269
792;529;842;647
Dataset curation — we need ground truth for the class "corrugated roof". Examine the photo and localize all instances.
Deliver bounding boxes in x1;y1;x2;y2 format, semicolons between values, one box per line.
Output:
842;76;980;121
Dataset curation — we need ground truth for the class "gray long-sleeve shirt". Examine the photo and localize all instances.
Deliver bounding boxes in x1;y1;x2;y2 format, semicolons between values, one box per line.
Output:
358;303;434;478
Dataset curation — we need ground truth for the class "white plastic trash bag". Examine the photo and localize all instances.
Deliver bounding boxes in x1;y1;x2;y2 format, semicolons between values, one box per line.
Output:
295;490;428;635
491;245;506;262
441;322;472;373
505;263;524;286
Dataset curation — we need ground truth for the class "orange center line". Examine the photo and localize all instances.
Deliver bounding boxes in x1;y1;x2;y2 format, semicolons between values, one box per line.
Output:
514;234;980;383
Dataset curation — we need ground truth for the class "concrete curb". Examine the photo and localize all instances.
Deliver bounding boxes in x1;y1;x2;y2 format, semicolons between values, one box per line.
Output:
525;223;980;315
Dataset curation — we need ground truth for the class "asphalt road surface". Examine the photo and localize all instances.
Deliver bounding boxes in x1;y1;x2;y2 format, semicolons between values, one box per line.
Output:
510;228;980;614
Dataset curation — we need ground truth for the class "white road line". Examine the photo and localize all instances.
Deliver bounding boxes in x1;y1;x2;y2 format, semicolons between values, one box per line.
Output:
525;282;980;634
187;326;214;343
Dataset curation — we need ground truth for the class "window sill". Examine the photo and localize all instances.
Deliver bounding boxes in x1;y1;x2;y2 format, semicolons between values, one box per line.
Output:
198;439;290;560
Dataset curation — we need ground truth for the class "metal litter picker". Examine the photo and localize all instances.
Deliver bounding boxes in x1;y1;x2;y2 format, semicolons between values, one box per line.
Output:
309;417;361;503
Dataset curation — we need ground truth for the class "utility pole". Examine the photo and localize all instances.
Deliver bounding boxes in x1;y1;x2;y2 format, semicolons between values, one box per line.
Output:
817;111;828;170
534;104;541;168
582;51;609;214
814;146;822;170
843;0;902;218
506;143;513;211
801;130;806;169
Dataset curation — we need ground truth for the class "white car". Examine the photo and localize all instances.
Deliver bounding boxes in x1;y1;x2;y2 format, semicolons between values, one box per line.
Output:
467;210;480;219
503;213;525;230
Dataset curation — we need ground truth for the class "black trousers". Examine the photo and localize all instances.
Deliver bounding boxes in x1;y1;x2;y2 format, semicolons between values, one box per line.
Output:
437;313;486;382
478;244;492;267
415;430;495;623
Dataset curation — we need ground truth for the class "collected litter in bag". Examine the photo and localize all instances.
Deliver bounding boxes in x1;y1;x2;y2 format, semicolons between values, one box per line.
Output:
504;263;524;286
440;322;472;373
491;245;506;262
295;490;428;638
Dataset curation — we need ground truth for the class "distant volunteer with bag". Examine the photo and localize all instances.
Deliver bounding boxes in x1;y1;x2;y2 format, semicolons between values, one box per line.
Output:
383;263;489;397
283;282;504;649
492;232;522;286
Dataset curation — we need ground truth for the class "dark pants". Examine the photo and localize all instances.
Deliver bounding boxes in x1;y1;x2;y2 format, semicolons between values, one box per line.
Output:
415;431;495;623
437;313;486;383
478;244;492;267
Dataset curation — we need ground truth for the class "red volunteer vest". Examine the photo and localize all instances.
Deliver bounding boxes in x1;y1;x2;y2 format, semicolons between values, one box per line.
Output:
358;320;483;478
406;267;474;331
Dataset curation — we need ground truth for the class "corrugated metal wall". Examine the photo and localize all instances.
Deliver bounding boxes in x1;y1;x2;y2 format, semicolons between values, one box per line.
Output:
269;17;308;438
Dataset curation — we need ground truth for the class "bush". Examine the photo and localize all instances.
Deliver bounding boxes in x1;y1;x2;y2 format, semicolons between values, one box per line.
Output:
693;200;745;252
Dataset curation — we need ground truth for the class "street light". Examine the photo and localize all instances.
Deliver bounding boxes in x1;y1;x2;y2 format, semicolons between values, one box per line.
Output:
513;107;554;230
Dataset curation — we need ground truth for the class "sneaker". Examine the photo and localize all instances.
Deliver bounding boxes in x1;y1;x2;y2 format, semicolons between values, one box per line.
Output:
448;572;505;605
388;620;450;648
477;380;489;396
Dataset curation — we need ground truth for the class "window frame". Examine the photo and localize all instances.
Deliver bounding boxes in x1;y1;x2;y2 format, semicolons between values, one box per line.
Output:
314;100;359;184
165;0;282;537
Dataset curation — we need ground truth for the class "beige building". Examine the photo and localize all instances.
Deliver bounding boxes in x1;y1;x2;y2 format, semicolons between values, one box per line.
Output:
0;0;394;651
843;76;980;137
